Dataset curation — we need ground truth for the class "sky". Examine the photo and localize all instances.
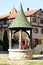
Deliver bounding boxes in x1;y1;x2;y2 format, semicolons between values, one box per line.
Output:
0;0;43;15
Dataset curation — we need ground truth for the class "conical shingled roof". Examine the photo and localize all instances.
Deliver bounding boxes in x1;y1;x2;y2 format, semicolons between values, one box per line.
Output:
9;5;32;29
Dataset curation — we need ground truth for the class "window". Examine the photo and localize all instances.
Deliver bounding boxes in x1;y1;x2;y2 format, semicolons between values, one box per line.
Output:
41;29;43;34
35;39;41;45
35;39;38;45
33;28;38;33
40;19;43;24
32;17;36;22
3;20;7;25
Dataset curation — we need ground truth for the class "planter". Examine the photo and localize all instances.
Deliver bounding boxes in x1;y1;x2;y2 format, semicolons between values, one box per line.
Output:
8;49;33;60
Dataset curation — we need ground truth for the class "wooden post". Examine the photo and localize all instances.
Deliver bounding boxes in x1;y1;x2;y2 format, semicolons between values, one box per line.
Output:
19;30;22;49
9;30;11;49
30;29;32;49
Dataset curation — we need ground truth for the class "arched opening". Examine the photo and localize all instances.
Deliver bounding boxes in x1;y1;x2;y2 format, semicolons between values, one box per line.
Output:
11;30;30;49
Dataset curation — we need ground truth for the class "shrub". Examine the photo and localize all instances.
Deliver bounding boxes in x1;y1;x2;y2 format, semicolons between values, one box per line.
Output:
31;42;37;49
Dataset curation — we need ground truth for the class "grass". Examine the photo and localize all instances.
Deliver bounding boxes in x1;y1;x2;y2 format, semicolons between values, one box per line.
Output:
7;60;43;65
0;54;10;65
0;54;43;65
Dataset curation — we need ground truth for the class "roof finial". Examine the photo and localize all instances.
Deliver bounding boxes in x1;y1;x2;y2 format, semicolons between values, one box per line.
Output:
20;3;23;11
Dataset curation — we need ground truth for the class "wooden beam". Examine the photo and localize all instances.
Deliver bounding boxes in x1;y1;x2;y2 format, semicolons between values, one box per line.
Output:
9;30;12;49
30;29;32;49
19;30;22;49
22;30;31;39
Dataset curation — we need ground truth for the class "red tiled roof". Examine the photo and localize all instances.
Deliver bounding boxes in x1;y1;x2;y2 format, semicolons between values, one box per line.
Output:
0;8;41;20
25;9;41;16
9;8;41;18
0;8;18;19
8;8;18;18
0;14;9;19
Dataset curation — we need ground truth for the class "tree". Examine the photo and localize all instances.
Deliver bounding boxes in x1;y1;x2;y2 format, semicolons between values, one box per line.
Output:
2;30;9;51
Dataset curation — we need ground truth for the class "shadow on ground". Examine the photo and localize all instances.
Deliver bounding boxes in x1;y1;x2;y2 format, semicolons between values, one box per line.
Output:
0;51;8;54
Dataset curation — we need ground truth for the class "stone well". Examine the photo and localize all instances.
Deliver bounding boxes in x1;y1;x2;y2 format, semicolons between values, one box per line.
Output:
8;49;33;60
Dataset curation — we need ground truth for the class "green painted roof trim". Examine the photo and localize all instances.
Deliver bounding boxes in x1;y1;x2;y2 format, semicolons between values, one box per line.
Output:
9;8;32;29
